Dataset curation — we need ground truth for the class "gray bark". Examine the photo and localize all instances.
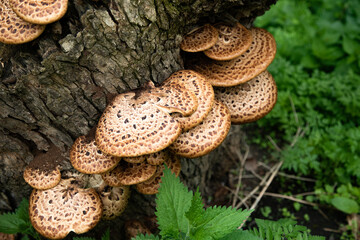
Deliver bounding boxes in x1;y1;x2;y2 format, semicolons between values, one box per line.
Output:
0;0;276;237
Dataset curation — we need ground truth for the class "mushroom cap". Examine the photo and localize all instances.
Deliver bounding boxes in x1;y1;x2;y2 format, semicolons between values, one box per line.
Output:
9;0;68;24
0;0;45;44
70;135;121;174
163;70;215;131
136;155;181;195
29;179;102;239
215;71;277;124
101;161;157;186
203;23;253;61
124;220;152;239
123;148;171;165
23;166;61;190
0;233;15;240
188;27;277;87
100;185;130;220
180;24;219;52
95;91;181;157
169;99;231;158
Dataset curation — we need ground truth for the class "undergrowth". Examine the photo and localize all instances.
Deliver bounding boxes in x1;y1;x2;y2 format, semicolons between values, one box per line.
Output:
253;0;360;215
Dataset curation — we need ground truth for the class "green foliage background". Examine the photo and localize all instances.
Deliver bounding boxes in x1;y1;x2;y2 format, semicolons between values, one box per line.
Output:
253;0;360;212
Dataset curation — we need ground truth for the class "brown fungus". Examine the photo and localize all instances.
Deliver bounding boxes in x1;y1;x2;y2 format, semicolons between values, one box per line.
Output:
180;24;219;52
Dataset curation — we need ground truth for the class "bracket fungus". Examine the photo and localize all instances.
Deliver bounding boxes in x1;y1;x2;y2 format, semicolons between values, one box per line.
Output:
204;23;253;61
29;179;102;239
214;71;277;124
95;91;183;157
180;24;219;52
9;0;68;24
170;100;231;158
188;27;276;87
163;70;215;131
0;0;45;44
70;134;121;174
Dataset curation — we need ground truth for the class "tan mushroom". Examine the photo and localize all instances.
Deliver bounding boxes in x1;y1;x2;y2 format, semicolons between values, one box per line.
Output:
188;27;276;87
100;185;130;220
101;161;157;186
29;179;102;239
136;155;181;195
0;0;45;44
95;90;182;157
169;99;231;158
180;24;219;52
123;148;171;165
124;220;152;240
214;71;277;124
70;129;121;174
23;144;64;190
163;70;215;131
9;0;68;24
203;23;253;61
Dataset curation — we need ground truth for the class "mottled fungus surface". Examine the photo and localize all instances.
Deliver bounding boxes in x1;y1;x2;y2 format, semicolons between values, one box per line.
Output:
29;179;102;239
215;71;277;124
180;24;218;52
9;0;68;24
163;70;215;131
99;185;130;220
0;0;45;44
188;27;276;87
170;100;231;158
203;23;253;61
95;91;182;157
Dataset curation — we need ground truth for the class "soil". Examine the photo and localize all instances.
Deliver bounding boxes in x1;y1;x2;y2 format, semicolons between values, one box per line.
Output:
27;144;65;172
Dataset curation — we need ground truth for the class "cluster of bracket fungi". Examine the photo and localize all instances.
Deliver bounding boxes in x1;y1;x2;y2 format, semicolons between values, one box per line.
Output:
22;22;277;239
0;0;68;44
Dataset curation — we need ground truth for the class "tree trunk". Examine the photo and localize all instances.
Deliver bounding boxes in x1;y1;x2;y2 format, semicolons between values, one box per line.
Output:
0;0;276;237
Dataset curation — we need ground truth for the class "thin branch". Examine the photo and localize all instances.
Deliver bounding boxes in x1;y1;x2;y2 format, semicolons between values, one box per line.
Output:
259;162;316;182
260;192;318;207
232;144;250;208
267;135;282;152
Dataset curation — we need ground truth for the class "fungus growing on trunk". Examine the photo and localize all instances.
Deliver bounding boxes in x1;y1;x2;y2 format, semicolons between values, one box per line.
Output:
180;24;219;52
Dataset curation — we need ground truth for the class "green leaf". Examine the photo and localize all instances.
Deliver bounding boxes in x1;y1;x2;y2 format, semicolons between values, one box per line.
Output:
219;230;262;240
15;199;30;222
155;166;193;238
185;188;205;228
191;206;253;239
331;197;359;214
342;35;360;55
132;234;160;240
73;237;96;240
0;212;28;234
101;228;111;240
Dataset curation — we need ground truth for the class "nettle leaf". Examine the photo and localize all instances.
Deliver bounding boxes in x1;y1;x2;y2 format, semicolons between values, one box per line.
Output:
101;228;111;240
155;167;193;238
0;212;28;234
219;230;262;240
191;206;253;239
15;198;30;222
331;197;359;214
185;188;205;228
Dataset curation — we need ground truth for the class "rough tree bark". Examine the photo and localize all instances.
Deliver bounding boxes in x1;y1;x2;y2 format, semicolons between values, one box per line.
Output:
0;0;275;238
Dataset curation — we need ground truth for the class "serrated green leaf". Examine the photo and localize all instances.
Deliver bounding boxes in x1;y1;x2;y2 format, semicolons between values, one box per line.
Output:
331;197;359;214
15;199;30;222
132;234;160;240
185;188;205;228
101;228;110;240
0;213;28;234
219;230;262;240
155;166;193;238
191;206;253;239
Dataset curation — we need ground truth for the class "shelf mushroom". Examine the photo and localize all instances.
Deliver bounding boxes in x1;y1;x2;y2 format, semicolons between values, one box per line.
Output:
180;24;219;52
29;179;103;239
0;0;45;44
169;100;231;158
188;27;277;87
214;70;277;124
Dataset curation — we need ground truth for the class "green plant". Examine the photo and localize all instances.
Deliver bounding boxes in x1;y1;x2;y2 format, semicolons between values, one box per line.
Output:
134;167;324;240
0;198;41;240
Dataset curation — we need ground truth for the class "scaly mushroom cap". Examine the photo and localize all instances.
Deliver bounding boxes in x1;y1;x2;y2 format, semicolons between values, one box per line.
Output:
0;0;45;44
188;27;277;87
136;156;181;195
123;148;171;165
70;135;121;174
96;91;181;157
100;185;130;220
180;24;219;52
124;220;152;239
203;23;253;61
148;81;198;117
23;167;61;190
169;100;231;158
29;179;102;239
9;0;68;24
215;71;277;124
163;70;215;131
101;161;157;186
123;155;146;164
